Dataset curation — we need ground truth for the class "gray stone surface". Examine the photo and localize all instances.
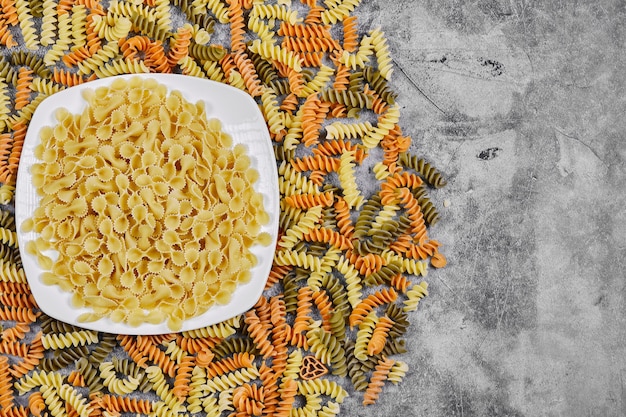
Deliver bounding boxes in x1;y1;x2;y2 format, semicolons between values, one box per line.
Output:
349;1;626;416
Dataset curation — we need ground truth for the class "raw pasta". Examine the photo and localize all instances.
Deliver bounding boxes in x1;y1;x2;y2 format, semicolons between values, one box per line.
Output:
25;76;270;331
0;0;452;414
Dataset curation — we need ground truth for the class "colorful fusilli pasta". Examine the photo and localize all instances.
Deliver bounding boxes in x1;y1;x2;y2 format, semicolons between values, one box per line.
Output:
0;1;451;415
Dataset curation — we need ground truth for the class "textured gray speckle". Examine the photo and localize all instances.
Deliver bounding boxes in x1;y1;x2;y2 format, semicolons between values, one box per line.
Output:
356;0;626;416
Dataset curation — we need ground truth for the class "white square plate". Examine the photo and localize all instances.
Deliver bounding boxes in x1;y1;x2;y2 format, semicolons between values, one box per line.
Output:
15;74;279;335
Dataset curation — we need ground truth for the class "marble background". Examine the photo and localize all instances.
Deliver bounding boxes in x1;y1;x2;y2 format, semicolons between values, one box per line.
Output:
4;1;623;416
347;1;626;416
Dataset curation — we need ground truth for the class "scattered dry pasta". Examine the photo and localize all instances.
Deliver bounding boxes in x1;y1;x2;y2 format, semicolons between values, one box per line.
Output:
0;0;450;415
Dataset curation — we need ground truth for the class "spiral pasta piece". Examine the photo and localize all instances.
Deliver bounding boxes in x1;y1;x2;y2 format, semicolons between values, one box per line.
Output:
76;41;119;75
166;23;192;66
299;93;326;147
338;32;373;69
233;51;263;96
15;0;38;49
362;356;394;405
28;391;45;416
185;366;206;413
198;0;228;24
0;19;16;47
362;66;397;104
278;204;322;249
179;55;208;78
244;309;274;358
363;261;402;287
224;0;244;51
145;39;171;72
298;64;334;97
153;0;172;30
320;0;361;25
91;13;132;42
68;4;88;51
310;290;333;333
291;285;313;337
145;366;185;414
188;42;226;62
93;57;150;77
249;39;303;72
14;67;32;111
0;306;34;325
380;171;424;205
284;191;334;209
50;68;90;87
380;250;428;276
362;103;400;149
119;35;151;60
306;326;348;376
403;281;428;312
260;86;286;135
232;383;264;416
399;151;448;188
206;352;255;379
366;315;394;355
277;22;329;38
171;355;194;400
320;88;372;109
341;14;358;51
333;255;360;309
274;249;322;271
204;366;260;392
250;3;299;25
386;360;408;384
369;27;393;80
184;317;241;339
14;370;65;395
325;120;373;140
0;81;10;134
109;0;156;22
100;394;153;414
349;288;397;328
297;378;348;402
338;150;363;209
303;227;353;251
247;15;275;43
274;378;297;417
42;12;71;65
99;361;141;395
41;330;98;350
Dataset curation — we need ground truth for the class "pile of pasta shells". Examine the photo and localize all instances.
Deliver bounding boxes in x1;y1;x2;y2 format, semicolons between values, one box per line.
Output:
0;0;449;415
23;76;273;331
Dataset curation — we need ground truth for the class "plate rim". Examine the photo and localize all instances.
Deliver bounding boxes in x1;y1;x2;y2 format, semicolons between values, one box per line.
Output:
15;73;279;335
